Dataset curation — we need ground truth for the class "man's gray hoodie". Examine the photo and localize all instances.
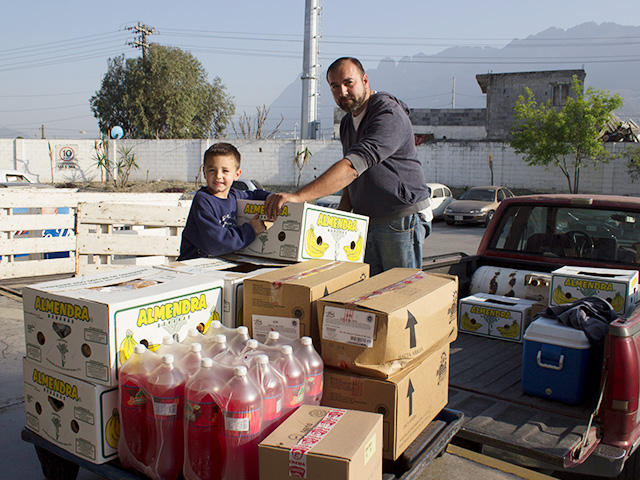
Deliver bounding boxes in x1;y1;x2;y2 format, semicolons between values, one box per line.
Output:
340;91;430;221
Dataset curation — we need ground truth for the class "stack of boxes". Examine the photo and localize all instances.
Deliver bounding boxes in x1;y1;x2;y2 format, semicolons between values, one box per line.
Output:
459;264;639;405
318;268;459;461
22;266;227;464
521;266;639;404
21;199;374;470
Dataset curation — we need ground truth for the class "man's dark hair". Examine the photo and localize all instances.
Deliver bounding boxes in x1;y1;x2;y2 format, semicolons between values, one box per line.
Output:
203;142;241;168
326;57;365;81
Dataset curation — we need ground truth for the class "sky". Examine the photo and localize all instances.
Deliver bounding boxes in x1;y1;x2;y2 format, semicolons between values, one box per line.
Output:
2;0;640;139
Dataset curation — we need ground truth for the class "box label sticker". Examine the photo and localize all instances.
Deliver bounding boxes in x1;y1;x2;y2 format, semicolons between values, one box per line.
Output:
74;406;95;425
26;344;42;362
322;306;375;347
252;314;300;343
364;434;376;465
84;328;107;345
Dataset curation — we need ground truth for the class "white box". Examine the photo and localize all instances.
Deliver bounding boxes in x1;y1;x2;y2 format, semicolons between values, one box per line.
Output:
156;259;279;327
550;266;639;316
23;267;223;386
458;293;539;342
236;200;369;263
23;357;119;464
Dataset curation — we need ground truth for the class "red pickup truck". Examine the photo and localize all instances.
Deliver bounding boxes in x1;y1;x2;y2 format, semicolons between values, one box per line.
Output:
422;194;640;479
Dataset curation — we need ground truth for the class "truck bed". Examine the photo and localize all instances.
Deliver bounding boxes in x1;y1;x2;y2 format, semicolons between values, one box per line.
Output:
447;332;600;467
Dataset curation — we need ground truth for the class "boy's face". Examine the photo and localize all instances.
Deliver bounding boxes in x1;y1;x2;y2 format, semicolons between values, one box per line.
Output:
203;154;241;198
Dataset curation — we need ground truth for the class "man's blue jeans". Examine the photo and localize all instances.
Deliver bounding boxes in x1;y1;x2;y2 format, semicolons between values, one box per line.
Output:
364;213;426;276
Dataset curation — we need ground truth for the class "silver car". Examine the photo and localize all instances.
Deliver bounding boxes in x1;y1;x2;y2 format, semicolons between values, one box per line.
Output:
444;186;514;226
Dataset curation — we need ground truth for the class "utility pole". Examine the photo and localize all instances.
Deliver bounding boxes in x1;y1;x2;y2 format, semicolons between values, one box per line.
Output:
300;0;321;139
452;77;456;109
127;22;156;59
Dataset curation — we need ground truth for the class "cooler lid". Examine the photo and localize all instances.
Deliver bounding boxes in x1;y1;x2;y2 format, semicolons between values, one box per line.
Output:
523;316;591;349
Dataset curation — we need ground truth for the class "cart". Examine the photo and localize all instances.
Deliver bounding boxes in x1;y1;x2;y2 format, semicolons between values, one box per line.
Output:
22;408;463;480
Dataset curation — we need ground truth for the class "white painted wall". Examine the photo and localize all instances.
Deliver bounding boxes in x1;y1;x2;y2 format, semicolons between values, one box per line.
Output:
0;138;638;195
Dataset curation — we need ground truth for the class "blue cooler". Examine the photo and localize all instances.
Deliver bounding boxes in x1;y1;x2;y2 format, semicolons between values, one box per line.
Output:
522;317;593;405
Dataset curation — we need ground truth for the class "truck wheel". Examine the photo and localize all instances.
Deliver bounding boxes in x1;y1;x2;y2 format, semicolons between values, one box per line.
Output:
445;219;454;226
35;446;79;480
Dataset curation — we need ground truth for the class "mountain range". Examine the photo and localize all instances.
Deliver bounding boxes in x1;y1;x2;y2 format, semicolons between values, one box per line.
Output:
268;22;640;138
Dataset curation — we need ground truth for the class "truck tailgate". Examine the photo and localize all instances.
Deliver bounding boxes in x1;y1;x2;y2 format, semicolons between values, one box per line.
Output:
447;332;600;467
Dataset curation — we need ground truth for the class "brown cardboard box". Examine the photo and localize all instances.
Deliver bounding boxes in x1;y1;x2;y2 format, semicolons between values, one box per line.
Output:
259;405;382;480
321;343;450;460
242;260;369;345
318;268;457;377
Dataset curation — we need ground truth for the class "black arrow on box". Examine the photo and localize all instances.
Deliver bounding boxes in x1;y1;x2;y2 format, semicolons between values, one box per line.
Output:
406;310;417;349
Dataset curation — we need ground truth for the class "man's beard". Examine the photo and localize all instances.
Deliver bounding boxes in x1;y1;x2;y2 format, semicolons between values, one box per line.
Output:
337;92;367;113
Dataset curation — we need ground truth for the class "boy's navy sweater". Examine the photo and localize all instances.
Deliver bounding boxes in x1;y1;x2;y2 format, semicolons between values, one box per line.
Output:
178;186;270;261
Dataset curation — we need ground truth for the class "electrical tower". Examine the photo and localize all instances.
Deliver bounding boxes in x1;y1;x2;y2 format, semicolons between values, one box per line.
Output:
300;0;321;139
127;22;156;59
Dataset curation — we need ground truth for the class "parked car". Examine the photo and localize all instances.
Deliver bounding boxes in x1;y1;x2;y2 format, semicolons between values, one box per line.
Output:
443;185;514;226
315;190;342;209
316;184;454;216
428;183;455;219
232;178;264;191
0;169;51;188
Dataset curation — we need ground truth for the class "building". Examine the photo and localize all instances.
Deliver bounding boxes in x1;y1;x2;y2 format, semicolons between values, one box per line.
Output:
476;69;586;140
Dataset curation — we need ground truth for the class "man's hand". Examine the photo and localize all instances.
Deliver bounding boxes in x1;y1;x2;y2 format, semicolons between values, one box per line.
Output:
265;192;299;221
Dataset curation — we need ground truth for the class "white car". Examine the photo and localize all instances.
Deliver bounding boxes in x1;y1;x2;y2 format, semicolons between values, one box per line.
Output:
232;179;264;191
427;183;455;219
0;169;51;188
315;184;455;218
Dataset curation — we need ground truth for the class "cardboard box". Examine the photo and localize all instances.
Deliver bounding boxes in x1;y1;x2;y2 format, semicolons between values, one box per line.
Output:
321;342;450;460
259;405;382;480
23;357;119;464
318;269;458;377
156;259;280;327
236;199;369;263
242;260;369;345
458;292;540;342
23;267;223;386
550;266;639;316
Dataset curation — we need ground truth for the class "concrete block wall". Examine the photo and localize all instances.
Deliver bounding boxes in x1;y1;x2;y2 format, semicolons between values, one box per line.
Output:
477;70;586;140
0;138;638;195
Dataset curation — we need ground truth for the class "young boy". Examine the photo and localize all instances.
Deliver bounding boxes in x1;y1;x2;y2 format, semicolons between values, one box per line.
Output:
178;143;270;261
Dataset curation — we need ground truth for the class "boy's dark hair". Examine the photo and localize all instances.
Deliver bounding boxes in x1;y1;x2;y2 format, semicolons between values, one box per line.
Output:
203;142;241;168
326;57;365;81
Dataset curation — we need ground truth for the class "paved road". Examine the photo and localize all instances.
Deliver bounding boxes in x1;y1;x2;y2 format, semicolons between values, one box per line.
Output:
424;219;487;258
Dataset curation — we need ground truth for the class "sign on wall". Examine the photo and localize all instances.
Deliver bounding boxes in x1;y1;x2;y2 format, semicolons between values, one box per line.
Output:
56;145;79;170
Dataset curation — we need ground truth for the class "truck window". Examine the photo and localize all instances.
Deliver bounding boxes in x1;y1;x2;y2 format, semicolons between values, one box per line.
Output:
490;204;640;265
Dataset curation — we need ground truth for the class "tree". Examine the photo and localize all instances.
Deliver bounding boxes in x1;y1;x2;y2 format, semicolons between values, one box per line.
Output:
625;144;640;180
90;46;235;139
231;105;284;139
510;76;623;193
